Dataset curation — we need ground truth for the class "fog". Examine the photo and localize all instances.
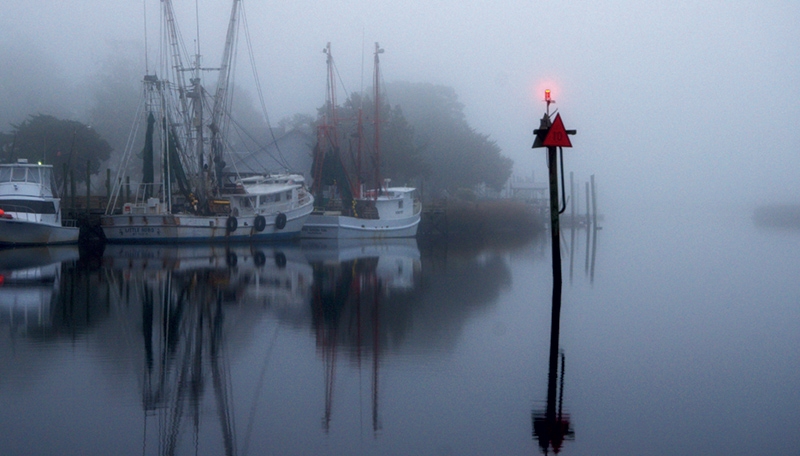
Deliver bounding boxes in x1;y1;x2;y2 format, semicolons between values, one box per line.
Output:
1;1;798;212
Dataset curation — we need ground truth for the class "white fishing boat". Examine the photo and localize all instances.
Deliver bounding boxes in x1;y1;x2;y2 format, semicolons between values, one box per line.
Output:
101;0;313;244
302;43;421;239
0;159;80;246
301;185;420;238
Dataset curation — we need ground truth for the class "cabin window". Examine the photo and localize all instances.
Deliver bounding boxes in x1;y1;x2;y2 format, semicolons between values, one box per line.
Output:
260;194;279;205
11;167;26;182
285;190;292;201
0;169;10;182
28;169;41;184
0;199;56;214
398;200;404;209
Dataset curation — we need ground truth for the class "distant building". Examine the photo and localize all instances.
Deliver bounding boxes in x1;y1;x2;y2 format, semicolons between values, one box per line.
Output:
506;173;547;204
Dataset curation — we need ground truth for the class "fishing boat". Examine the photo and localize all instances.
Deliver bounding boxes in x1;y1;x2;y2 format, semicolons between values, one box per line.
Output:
0;159;80;246
302;43;421;239
101;0;313;244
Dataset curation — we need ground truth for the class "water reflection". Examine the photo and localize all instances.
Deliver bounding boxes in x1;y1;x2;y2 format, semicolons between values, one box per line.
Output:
566;220;600;284
533;222;593;454
101;243;310;456
301;238;421;434
532;271;576;454
0;246;81;337
1;234;539;454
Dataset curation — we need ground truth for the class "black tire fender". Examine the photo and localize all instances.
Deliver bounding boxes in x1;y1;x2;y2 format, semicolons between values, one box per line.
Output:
254;215;267;232
274;251;287;268
226;216;238;233
253;250;266;267
275;212;287;230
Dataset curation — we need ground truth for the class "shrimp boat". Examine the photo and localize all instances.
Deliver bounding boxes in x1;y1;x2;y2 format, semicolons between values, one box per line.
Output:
301;43;421;239
0;159;80;246
101;0;313;244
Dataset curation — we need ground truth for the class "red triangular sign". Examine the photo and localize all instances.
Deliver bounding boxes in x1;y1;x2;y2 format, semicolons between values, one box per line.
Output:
543;113;572;147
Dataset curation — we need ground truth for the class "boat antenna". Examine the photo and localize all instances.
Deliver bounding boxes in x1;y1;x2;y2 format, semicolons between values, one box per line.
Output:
194;0;201;64
143;0;149;74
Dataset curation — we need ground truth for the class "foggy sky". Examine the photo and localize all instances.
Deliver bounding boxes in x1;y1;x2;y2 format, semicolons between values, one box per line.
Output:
1;0;798;211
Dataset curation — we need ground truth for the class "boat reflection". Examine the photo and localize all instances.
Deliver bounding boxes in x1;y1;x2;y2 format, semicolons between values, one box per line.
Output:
301;238;421;433
102;243;311;456
0;246;80;337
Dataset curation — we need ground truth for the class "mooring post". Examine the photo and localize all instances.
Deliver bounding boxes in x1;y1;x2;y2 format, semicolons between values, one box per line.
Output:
547;145;562;286
532;90;576;389
86;160;91;215
570;171;575;223
585;182;590;228
70;170;76;217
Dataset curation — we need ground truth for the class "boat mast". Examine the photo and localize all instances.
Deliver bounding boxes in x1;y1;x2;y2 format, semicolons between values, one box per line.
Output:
325;43;339;152
355;106;363;198
311;43;339;198
162;0;203;208
210;0;241;192
373;43;384;196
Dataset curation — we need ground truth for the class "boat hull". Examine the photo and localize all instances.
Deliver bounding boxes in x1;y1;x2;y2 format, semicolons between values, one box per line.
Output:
301;212;420;239
0;219;80;246
101;207;312;244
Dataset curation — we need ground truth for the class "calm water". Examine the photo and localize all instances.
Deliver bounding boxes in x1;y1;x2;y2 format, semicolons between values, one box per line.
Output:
1;206;798;455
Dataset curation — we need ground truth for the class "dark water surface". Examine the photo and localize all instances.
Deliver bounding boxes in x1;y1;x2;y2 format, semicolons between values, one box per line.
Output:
1;207;798;455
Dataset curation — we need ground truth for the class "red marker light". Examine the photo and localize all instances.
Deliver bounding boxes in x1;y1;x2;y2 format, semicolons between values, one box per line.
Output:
544;89;551;102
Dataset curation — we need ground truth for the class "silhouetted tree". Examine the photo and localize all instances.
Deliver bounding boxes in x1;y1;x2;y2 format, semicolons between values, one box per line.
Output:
310;82;512;199
0;114;113;186
386;82;513;197
314;91;426;191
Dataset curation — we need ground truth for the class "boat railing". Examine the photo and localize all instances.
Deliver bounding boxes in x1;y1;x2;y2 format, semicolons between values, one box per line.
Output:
297;192;313;207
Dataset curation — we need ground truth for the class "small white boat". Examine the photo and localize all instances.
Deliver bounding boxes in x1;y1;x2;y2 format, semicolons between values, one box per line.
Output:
0;159;80;246
302;186;420;239
302;43;421;239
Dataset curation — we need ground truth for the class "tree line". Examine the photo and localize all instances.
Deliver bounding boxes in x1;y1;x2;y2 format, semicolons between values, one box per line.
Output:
0;54;512;199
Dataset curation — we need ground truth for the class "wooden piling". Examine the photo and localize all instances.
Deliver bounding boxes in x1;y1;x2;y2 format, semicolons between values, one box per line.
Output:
70;170;76;217
570;171;575;221
86;161;91;215
584;182;590;228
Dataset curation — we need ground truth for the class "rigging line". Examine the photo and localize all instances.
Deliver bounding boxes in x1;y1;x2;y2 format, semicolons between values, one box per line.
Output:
107;94;146;212
240;1;290;170
239;325;281;456
332;58;352;108
221;106;285;173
